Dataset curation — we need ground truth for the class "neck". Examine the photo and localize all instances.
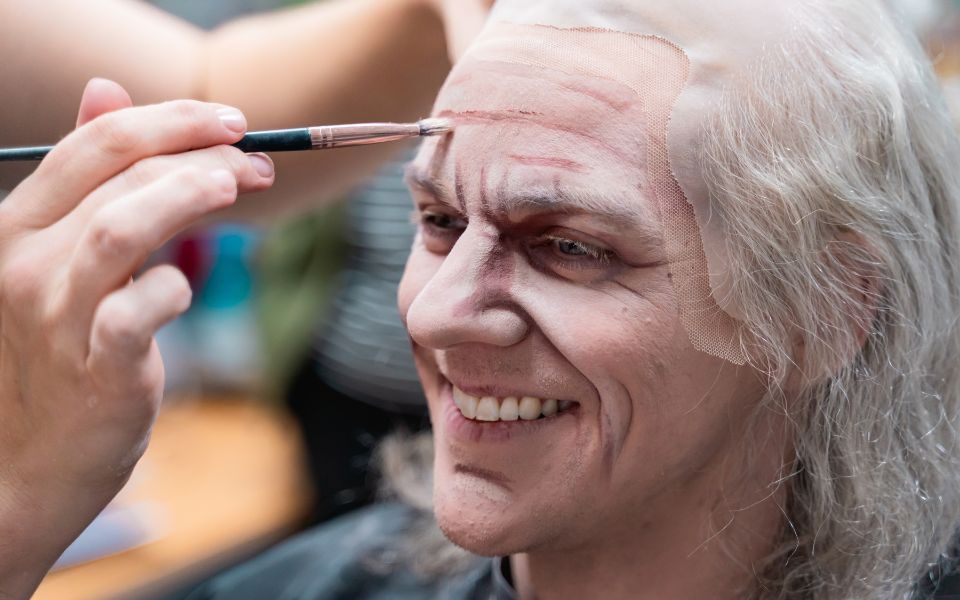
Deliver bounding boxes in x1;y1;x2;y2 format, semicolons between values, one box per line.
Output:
511;431;791;600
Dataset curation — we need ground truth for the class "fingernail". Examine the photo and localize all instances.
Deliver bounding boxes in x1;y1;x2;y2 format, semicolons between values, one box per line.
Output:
217;107;247;134
248;153;274;178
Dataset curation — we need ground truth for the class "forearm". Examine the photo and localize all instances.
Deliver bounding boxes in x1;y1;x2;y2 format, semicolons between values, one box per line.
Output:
202;0;450;219
0;0;450;216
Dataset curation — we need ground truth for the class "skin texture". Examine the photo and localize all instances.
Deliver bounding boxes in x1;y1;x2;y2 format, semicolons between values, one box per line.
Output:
398;28;792;599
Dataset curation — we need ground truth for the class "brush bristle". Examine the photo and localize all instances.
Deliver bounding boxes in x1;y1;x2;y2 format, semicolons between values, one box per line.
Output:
417;118;453;137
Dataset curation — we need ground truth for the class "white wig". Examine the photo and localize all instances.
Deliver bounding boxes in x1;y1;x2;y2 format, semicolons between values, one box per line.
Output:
700;1;960;597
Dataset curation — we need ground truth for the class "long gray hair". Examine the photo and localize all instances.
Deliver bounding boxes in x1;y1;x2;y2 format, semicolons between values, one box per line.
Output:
700;0;960;597
380;1;960;598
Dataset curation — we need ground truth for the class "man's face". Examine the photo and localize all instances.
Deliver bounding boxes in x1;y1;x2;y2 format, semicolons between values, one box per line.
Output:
398;25;767;555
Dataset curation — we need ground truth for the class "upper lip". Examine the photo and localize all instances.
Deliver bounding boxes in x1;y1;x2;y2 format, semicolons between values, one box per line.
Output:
441;373;575;403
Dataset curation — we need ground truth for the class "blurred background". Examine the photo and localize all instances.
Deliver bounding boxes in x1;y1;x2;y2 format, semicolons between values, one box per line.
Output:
19;0;960;598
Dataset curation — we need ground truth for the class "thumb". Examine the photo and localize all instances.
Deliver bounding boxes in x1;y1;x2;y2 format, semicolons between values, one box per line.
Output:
75;78;133;128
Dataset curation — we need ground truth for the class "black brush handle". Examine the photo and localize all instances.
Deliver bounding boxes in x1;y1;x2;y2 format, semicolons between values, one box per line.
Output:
0;128;313;162
231;128;312;152
0;146;54;161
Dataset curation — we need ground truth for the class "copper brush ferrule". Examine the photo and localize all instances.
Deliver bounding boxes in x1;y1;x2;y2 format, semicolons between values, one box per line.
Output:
0;118;454;161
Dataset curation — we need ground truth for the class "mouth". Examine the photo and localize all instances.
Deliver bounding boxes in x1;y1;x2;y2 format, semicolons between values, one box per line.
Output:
438;375;581;444
452;386;576;422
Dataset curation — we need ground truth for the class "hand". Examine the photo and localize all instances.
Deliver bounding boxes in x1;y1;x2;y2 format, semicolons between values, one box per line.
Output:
425;0;494;61
0;78;274;597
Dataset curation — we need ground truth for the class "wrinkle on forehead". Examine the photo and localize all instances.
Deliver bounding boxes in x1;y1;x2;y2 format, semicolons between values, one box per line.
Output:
422;25;689;213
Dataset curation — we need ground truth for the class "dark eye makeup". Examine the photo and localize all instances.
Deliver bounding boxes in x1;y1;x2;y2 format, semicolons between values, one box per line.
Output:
414;205;620;278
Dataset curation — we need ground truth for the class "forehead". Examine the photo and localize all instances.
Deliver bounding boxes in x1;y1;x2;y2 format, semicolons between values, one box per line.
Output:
412;24;690;214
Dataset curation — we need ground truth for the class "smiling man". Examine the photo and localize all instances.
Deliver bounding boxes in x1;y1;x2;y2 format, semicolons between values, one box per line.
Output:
399;21;783;598
191;1;960;598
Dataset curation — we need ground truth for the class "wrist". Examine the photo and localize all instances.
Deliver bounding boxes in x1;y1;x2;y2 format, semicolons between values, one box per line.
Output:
0;468;118;599
0;477;60;598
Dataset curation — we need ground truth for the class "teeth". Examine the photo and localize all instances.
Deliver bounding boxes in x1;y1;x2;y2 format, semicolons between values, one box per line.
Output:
499;397;519;421
453;387;477;419
453;387;574;422
476;397;499;421
541;399;558;417
519;396;542;420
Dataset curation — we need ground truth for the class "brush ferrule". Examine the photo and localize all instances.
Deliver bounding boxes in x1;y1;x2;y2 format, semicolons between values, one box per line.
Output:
310;123;420;149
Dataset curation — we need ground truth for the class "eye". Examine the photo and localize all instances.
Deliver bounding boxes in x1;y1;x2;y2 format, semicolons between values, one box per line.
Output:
415;207;467;254
553;238;595;258
533;233;617;274
423;211;465;231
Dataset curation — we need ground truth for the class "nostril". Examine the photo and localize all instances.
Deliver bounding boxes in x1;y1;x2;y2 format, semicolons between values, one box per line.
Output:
405;280;530;350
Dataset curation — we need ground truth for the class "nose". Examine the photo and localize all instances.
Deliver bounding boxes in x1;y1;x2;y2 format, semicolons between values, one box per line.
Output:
405;226;530;350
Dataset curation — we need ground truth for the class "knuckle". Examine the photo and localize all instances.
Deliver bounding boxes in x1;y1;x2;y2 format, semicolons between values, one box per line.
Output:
169;166;223;205
89;113;140;158
167;268;193;308
121;158;158;189
155;265;193;312
168;100;211;139
211;144;247;172
96;296;141;344
173;164;211;190
88;207;139;258
168;98;206;121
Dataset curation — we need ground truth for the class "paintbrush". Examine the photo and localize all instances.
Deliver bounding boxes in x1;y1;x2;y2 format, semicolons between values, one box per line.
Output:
0;118;452;162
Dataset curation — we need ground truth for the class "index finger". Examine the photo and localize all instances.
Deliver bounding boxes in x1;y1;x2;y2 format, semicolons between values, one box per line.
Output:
15;99;248;226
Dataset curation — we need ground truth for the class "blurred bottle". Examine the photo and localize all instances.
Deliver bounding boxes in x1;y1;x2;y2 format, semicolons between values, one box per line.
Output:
191;225;264;391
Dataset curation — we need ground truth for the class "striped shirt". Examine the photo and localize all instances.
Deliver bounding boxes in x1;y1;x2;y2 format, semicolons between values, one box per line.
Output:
312;154;426;414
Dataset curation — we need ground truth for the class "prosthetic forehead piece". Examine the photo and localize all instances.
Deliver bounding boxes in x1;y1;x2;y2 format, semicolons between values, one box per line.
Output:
459;0;804;364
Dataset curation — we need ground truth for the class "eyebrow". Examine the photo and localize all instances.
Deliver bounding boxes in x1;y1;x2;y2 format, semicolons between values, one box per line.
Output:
508;185;663;241
405;163;455;203
405;164;664;242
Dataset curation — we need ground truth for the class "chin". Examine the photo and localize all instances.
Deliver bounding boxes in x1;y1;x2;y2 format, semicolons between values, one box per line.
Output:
431;473;541;557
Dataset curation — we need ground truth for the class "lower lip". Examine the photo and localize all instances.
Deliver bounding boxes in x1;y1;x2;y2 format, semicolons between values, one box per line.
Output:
441;380;580;444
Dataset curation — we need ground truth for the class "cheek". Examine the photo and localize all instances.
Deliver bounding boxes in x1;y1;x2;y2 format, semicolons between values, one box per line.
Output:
519;274;682;461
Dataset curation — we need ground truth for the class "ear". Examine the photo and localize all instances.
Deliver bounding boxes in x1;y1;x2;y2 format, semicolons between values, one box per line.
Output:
786;229;882;391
